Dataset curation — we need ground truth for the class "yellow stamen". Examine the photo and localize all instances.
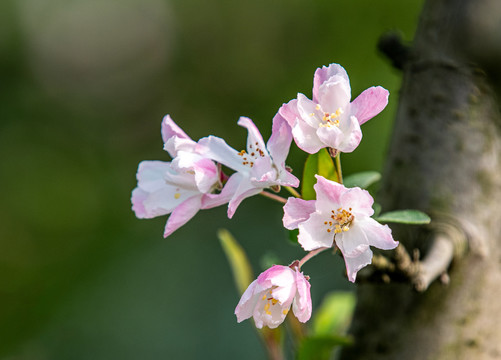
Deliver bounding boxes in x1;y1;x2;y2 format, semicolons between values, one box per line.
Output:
174;193;181;199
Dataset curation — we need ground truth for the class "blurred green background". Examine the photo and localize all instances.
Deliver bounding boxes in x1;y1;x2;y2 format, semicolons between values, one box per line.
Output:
0;0;423;358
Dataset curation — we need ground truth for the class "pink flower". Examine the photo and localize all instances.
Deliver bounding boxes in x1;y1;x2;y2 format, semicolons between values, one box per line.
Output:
279;63;389;154
131;115;224;237
235;265;312;329
198;115;299;218
283;175;398;282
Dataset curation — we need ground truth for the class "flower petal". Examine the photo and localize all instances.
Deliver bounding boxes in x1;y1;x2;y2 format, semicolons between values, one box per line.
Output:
335;223;370;257
278;98;299;128
313;64;349;103
267;112;293;167
136;161;171;192
163;195;202;237
343;247;373;282
161;114;191;143
339;187;374;217
313;175;344;211
283;198;316;230
292;270;312;323
291;120;325;154
172;151;219;193
317;77;351;114
316;115;362;153
201;172;241;210
235;279;261;323
351;86;389;125
238;117;269;158
161;115;196;157
198;135;249;173
298;212;335;250
356;217;398;250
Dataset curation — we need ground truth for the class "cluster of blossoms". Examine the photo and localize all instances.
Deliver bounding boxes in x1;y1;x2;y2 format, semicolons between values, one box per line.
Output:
132;63;398;329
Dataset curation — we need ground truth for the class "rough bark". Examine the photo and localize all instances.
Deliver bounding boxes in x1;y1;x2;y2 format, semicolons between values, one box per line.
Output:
340;0;501;359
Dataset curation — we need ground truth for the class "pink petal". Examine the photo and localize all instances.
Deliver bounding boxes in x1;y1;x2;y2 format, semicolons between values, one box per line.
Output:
198;135;248;173
317;77;351;114
267;112;293;167
201;173;241;210
298;212;336;251
278;98;299;128
339;187;374;217
131;188;148;218
237;117;269;158
335;224;370;257
161;114;191;143
316;115;362;153
313;64;349;103
343;247;373;282
283;198;316;230
235;279;261;323
292;270;312;323
356;217;398;250
292;120;325;154
351;86;389;125
163;195;202;237
136;161;171;192
313;175;344;210
227;179;262;219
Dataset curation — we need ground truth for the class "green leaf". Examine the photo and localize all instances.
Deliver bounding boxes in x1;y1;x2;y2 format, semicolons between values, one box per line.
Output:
343;171;381;189
297;335;353;360
375;210;431;224
302;148;338;200
218;229;253;295
312;291;356;336
372;202;382;218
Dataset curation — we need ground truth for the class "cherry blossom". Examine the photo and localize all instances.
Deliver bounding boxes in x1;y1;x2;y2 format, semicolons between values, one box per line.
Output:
235;265;312;329
283;175;398;282
131;115;223;237
279;63;389;154
198;115;299;218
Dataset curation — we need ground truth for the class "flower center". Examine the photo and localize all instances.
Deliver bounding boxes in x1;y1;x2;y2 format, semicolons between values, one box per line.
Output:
237;141;266;168
261;289;289;316
313;104;343;128
324;207;354;234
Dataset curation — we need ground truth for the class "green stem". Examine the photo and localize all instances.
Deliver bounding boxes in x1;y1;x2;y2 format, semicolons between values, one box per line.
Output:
335;153;343;184
284;186;302;198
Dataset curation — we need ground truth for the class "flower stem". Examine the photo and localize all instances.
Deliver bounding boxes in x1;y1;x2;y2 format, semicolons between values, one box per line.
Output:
284;186;302;198
298;247;330;269
334;153;343;184
260;191;288;204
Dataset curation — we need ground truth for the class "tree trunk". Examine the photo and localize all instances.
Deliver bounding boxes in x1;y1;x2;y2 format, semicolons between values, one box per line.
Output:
340;0;501;359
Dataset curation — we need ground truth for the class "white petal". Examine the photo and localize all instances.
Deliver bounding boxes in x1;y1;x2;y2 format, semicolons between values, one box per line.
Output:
343;247;373;282
298;212;335;251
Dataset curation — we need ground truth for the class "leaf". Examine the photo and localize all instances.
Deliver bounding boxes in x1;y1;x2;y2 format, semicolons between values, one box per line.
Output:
297;335;353;360
218;229;253;295
375;210;431;224
312;291;356;336
302;148;338;200
343;171;381;189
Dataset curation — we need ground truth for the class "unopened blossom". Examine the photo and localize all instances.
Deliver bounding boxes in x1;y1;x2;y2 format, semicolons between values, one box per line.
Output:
199;115;299;218
131;115;224;237
279;63;389;154
283;175;398;282
235;265;312;329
